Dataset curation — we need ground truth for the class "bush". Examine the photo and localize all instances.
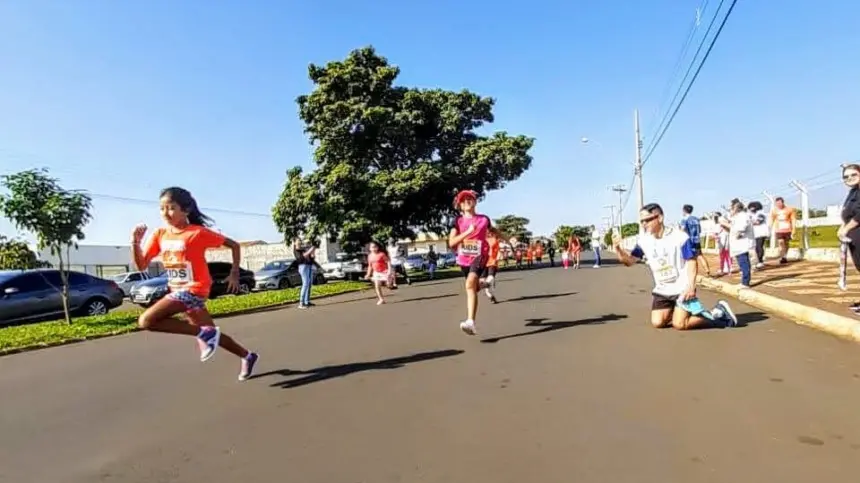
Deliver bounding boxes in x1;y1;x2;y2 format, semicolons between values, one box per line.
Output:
0;281;367;354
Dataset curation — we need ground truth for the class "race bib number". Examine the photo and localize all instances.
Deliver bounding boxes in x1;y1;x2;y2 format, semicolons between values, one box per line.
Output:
164;262;194;287
654;258;678;284
460;240;482;256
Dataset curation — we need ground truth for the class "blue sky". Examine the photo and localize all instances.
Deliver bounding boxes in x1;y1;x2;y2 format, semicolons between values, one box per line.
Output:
1;0;857;246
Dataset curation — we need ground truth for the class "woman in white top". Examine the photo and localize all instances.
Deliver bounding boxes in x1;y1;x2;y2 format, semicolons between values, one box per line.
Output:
719;199;755;287
748;201;769;269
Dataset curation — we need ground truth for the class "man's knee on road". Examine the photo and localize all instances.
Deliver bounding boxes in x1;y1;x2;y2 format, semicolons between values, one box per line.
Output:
671;309;696;330
650;309;672;328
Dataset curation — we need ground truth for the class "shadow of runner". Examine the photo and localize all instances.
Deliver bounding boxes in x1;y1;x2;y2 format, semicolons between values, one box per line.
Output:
499;292;578;304
253;349;465;389
392;293;458;304
481;314;628;343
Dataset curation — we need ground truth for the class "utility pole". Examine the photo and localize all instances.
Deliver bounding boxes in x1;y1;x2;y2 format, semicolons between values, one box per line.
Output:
603;205;616;233
633;109;645;213
608;185;627;233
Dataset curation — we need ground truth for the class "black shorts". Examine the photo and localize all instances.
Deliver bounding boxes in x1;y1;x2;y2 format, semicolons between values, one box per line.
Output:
651;293;680;311
460;255;488;278
776;232;792;242
691;242;702;256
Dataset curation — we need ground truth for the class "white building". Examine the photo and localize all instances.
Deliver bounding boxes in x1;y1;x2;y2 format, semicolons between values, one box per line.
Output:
37;239;343;276
37;245;143;278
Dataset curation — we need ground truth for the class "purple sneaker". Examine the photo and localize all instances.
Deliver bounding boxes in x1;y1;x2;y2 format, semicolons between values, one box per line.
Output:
197;326;221;362
239;352;259;382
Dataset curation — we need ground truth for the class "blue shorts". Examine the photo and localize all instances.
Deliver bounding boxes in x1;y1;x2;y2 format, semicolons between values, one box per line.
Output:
167;290;207;312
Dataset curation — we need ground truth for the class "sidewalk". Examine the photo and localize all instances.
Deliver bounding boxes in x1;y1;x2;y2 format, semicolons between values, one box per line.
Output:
698;253;860;342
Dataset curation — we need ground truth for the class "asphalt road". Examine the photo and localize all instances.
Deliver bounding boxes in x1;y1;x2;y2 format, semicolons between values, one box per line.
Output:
3;255;860;482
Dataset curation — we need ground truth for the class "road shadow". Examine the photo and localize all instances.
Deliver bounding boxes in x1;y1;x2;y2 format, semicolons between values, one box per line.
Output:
481;314;627;343
499;292;578;304
254;349;465;389
392;293;458;304
736;311;768;327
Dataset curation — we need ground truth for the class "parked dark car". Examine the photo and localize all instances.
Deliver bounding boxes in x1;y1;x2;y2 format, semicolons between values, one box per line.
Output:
129;262;255;307
0;269;125;325
253;259;327;291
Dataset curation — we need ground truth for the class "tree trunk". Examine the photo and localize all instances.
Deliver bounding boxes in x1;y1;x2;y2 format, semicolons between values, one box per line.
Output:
58;250;72;324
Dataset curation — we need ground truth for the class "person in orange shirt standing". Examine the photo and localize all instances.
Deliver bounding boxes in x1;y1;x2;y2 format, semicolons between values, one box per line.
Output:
132;187;259;381
770;196;796;264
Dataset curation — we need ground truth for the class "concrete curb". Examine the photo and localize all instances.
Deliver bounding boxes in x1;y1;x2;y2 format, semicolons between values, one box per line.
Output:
696;276;860;343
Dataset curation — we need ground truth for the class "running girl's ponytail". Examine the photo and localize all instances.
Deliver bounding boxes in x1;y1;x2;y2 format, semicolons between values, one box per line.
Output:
160;186;215;227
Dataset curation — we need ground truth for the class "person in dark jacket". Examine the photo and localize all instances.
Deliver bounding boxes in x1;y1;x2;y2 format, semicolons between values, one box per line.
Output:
838;164;860;313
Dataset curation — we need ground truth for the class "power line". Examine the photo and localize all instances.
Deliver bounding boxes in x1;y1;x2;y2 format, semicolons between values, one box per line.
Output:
88;192;272;218
646;0;711;131
641;0;740;166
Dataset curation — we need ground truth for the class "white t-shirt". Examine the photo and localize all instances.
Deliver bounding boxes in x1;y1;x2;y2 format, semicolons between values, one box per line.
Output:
751;212;769;239
591;230;601;248
630;226;697;297
729;212;755;256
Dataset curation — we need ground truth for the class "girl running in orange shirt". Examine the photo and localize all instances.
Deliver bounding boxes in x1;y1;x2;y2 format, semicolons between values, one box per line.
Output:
132;187;259;381
365;241;392;305
482;228;501;304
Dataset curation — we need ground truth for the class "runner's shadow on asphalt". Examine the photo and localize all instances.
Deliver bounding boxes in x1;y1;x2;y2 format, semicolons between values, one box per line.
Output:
499;292;578;304
392;293;458;304
481;314;627;343
252;349;464;389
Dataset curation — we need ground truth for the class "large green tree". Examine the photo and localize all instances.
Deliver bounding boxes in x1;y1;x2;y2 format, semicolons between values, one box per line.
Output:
0;169;92;324
273;46;535;251
494;215;532;242
0;235;50;270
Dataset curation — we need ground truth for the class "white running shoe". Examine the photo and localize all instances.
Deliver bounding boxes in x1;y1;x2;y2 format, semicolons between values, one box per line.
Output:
459;319;477;336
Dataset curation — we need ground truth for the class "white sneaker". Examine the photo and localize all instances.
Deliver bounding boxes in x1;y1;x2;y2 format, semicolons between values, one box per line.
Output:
593;264;600;268
459;319;477;336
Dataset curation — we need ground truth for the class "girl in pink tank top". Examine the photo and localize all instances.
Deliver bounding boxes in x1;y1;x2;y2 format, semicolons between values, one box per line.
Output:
364;241;392;305
448;190;517;336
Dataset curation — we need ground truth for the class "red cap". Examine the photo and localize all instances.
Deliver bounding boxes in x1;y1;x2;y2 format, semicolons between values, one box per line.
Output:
453;190;478;207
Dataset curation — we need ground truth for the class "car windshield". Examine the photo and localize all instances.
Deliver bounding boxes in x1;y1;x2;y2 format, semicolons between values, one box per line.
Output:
108;274;127;282
261;260;293;271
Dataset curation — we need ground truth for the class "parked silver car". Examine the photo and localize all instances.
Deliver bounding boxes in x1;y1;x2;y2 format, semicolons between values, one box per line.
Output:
0;269;125;325
108;271;153;297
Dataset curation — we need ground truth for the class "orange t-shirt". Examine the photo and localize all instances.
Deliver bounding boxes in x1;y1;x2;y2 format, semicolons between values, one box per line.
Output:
143;225;226;297
771;207;795;234
486;238;500;267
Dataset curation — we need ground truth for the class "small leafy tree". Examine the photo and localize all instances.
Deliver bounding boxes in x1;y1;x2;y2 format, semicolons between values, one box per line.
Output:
0;169;92;324
495;215;533;242
0;235;50;270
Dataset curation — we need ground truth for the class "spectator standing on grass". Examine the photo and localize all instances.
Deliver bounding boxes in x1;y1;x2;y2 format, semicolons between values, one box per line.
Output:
748;201;769;269
837;164;860;313
720;199;754;287
770;196;796;264
294;238;316;309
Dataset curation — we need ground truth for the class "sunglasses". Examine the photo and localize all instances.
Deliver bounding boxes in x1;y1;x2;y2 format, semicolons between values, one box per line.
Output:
640;214;659;224
843;173;859;180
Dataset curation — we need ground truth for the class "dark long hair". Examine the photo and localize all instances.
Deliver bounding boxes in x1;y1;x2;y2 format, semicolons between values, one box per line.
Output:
160;187;214;227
